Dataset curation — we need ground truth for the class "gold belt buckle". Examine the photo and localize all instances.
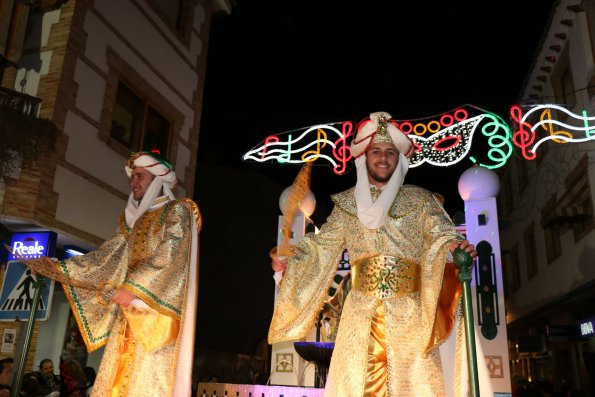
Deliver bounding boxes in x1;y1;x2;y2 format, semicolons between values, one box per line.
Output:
352;255;420;299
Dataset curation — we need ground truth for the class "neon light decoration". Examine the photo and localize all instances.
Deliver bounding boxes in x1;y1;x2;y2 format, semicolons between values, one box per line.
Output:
243;122;354;175
243;105;514;173
402;106;512;169
510;104;595;160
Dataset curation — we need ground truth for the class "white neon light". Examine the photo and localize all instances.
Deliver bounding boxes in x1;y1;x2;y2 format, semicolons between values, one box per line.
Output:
521;104;595;125
514;104;595;157
530;134;595;152
242;123;347;167
408;115;483;168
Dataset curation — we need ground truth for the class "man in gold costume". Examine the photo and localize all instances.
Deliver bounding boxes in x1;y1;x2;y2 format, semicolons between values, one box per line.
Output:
269;112;476;396
22;151;201;396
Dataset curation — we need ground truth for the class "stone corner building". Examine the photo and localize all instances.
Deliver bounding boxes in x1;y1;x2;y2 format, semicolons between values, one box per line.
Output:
0;0;230;376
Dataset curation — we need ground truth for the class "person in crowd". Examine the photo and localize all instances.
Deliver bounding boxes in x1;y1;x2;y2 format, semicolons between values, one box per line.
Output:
32;359;60;396
60;360;87;397
0;357;13;396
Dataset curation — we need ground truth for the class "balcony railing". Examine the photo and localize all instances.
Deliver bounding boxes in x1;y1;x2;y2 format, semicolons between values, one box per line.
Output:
0;87;41;117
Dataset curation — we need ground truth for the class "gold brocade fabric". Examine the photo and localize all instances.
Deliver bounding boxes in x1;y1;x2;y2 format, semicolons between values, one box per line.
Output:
268;185;462;396
26;199;201;397
365;304;387;397
351;255;421;300
123;306;180;352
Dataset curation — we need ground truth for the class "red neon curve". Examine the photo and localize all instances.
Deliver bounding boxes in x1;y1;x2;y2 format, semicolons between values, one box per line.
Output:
432;135;462;151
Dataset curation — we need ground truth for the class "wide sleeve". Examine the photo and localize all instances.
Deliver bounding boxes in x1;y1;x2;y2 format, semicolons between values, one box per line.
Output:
268;206;346;344
25;232;128;288
25;232;130;352
121;200;193;320
420;194;464;355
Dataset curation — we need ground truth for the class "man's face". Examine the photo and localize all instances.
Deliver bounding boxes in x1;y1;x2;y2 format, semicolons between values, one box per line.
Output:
0;363;11;385
40;361;54;380
130;167;155;201
365;142;399;187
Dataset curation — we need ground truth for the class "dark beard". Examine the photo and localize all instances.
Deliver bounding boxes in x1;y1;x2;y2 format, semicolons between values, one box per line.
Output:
368;169;394;184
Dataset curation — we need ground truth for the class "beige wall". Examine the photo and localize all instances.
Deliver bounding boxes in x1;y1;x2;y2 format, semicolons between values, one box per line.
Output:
502;0;595;321
2;0;214;242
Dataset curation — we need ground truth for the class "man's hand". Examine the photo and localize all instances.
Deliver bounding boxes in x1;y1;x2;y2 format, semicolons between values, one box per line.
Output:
112;288;138;307
449;239;477;258
269;247;288;273
272;256;288;273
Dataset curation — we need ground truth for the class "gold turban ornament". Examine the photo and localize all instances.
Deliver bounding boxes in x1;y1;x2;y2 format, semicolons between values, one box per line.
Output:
350;111;414;158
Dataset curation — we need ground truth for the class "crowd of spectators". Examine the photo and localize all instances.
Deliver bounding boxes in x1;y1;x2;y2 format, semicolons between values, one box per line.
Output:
0;357;96;397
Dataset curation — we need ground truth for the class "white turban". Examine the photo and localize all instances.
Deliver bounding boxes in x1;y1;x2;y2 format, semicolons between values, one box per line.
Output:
124;152;178;227
351;112;412;229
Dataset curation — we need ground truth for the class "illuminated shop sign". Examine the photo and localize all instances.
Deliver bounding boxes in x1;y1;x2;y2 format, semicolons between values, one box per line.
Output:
8;232;57;260
579;317;595;338
63;245;87;259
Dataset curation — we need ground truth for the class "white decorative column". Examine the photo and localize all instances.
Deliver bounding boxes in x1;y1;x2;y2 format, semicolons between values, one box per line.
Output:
269;186;317;387
458;165;512;394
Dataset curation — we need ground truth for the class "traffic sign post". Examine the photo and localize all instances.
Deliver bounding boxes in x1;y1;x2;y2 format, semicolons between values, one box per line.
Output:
0;261;54;321
4;231;58;397
10;275;45;397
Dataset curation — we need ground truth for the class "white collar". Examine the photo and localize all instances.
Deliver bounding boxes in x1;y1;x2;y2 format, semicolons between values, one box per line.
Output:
354;154;409;229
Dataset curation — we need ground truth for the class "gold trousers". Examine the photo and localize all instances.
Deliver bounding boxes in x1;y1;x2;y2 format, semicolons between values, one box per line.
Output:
364;304;387;397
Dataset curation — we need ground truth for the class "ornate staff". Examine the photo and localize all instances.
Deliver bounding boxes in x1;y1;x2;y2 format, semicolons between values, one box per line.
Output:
453;247;480;397
277;162;313;256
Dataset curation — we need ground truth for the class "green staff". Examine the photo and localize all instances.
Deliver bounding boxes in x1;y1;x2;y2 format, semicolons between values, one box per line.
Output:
454;247;480;397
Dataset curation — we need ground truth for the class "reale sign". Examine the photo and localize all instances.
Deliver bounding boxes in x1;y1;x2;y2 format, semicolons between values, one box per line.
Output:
8;232;57;261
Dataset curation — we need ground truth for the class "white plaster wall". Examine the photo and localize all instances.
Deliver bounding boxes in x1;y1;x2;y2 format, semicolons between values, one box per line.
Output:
82;11;194;142
502;147;595;321
192;3;206;54
67;0;207;204
173;184;186;199
33;288;70;369
73;58;106;123
92;0;201;101
14;9;61;97
62;111;130;195
502;0;595;321
513;233;595;317
54;166;125;240
14;51;52;98
176;143;191;182
570;13;595;79
30;9;62;48
10;1;203;243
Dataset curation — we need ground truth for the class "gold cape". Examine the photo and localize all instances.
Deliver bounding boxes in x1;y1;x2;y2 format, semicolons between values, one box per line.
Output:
268;185;462;396
27;198;201;397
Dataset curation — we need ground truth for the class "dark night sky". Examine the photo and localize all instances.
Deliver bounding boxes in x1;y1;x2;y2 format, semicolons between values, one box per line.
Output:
194;1;555;355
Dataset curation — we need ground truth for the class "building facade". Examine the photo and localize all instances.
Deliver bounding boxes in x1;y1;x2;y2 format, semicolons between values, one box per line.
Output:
499;0;595;394
0;0;229;378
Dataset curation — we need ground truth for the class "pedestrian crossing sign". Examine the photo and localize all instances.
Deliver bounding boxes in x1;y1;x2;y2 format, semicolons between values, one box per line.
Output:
0;261;55;321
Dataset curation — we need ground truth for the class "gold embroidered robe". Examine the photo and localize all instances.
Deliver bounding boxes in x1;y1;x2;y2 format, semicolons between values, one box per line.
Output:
268;185;462;396
27;198;201;397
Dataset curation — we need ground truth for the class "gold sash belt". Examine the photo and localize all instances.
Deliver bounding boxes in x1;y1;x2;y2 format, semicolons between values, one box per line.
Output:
352;255;421;299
